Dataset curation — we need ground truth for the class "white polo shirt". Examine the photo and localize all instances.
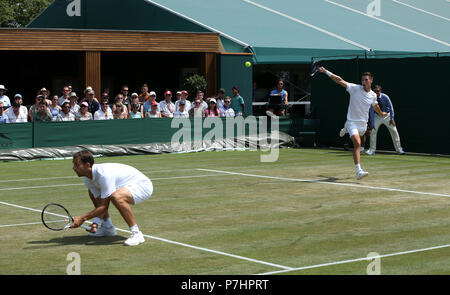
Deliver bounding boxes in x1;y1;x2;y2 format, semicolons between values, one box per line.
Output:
346;83;377;122
84;163;150;199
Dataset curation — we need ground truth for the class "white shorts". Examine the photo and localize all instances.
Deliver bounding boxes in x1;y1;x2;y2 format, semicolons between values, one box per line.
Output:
125;179;153;205
345;120;367;137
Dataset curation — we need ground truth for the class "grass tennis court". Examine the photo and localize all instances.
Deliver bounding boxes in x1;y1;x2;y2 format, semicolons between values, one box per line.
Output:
0;148;449;275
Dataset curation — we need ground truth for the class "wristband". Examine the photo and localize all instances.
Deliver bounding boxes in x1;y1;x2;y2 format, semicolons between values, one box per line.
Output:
325;70;333;77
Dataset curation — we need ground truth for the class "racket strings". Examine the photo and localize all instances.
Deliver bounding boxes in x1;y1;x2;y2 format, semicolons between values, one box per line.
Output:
42;205;71;230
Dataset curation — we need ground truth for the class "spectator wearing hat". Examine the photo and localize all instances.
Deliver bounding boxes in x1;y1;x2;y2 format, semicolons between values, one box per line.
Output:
57;101;76;121
143;91;159;115
49;95;62;121
129;102;142;119
219;96;235;118
159;91;175;118
11;94;30;122
0;85;10;108
68;92;80;116
173;100;189;118
38;87;52;106
0;102;9;123
130;93;143;115
58;85;71;106
175;90;191;112
146;101;161;118
82;89;100;116
75;101;93;121
215;88;226;109
33;100;53;122
205;98;220;117
6;100;28;123
94;98;113;120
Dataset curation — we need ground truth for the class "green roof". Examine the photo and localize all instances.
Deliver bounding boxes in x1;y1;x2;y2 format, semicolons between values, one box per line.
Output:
29;0;450;63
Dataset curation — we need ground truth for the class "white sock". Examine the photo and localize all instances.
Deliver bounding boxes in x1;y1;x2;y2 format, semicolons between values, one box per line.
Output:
130;224;140;233
102;218;113;228
356;164;362;173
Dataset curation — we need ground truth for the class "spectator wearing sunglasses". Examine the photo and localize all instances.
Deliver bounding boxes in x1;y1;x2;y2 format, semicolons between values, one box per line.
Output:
173;100;189;118
76;102;93;121
219;96;235;117
57;100;76;121
94;98;113;120
188;98;205;118
146;101;161;118
49;95;62;121
205;98;220;117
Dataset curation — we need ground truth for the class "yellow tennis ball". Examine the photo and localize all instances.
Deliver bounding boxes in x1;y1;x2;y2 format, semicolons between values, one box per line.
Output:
245;61;252;68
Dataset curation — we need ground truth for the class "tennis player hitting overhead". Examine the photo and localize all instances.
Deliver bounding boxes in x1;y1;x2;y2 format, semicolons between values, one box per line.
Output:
70;150;153;246
318;67;387;180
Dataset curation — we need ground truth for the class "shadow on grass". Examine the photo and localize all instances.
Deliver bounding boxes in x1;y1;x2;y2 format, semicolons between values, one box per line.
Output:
25;235;126;249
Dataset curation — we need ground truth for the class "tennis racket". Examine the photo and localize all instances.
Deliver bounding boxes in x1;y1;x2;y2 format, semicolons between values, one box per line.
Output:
41;203;91;231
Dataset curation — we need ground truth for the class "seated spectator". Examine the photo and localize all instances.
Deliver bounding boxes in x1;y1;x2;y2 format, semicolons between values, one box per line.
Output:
146;101;161;118
82;89;100;115
68;92;80;116
195;90;208;110
113;102;127;119
175;90;191;112
215;88;226;109
75;102;93;121
219;96;235;117
6;101;28;123
0;102;9;123
129;102;142;119
173;100;189;118
0;84;10;108
29;94;47;122
130;92;143;114
33;100;53;122
120;85;132;111
159;91;175;118
205;98;220;117
38;87;52;106
58;85;71;106
188;98;205;118
57;101;76;121
48;95;62;121
112;94;128;117
143;91;159;114
94;98;113;120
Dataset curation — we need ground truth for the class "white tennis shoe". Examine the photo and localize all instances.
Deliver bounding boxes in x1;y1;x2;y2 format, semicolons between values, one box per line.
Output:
124;231;145;246
339;127;347;137
88;225;117;237
365;149;375;156
356;170;369;180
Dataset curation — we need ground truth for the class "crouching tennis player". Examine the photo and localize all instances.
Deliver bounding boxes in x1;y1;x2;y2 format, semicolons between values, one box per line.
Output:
70;150;153;246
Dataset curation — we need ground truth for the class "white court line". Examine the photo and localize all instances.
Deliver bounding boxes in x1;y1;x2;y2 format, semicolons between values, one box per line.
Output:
257;243;450;275
392;0;450;22
0;200;292;271
197;169;450;198
0;220;65;228
243;0;372;51
0;174;230;192
325;0;450;47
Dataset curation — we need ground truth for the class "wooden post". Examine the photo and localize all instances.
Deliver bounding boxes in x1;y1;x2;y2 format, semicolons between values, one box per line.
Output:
84;51;101;96
202;52;217;98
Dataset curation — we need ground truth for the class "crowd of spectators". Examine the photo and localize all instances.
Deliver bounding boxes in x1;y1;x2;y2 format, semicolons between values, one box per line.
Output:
0;83;246;124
